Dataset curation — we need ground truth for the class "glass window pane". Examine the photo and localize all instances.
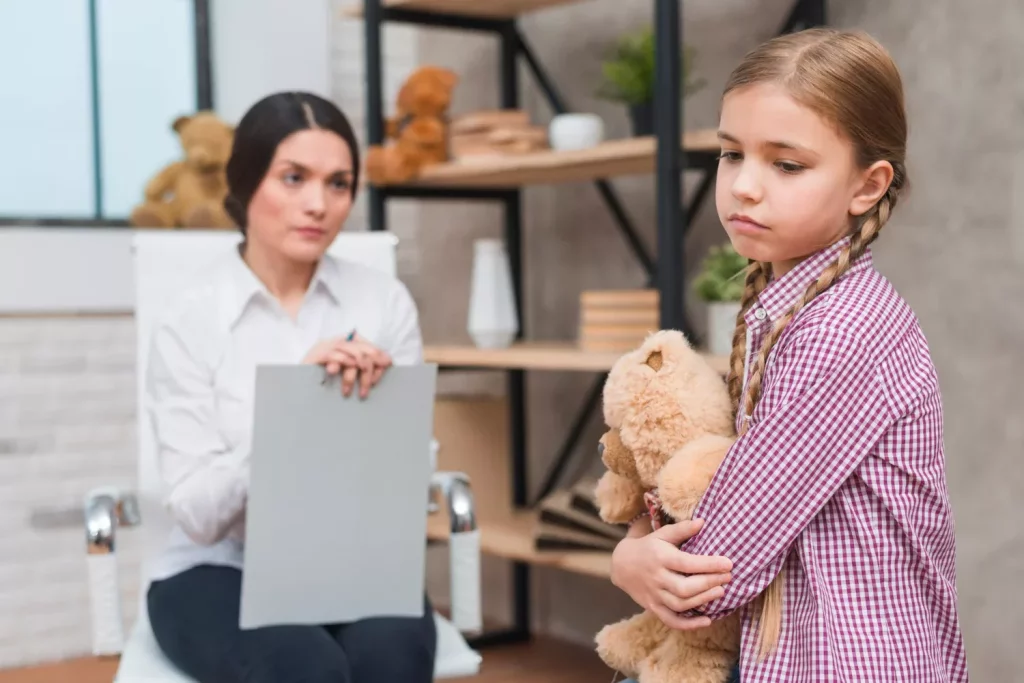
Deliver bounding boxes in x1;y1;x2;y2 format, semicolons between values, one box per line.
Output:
96;0;198;220
0;1;97;218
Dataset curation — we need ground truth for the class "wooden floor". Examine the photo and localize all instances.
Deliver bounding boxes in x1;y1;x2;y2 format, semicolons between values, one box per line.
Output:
0;637;614;683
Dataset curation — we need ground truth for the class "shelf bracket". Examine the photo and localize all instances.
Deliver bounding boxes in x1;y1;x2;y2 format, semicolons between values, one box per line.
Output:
515;28;657;281
380;7;509;32
534;373;607;503
380;187;518;202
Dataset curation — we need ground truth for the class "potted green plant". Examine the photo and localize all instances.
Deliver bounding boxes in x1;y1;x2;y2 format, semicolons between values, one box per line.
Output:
693;243;748;356
596;27;705;137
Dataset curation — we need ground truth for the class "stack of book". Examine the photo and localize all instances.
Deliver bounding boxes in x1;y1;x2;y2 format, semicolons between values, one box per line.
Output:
534;478;626;552
577;289;660;353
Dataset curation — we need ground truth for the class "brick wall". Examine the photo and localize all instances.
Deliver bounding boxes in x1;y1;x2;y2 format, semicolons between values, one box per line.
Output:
0;13;423;670
0;317;141;668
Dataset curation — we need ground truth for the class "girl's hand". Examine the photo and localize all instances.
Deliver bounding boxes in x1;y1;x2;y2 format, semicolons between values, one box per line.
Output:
610;518;733;631
302;334;392;399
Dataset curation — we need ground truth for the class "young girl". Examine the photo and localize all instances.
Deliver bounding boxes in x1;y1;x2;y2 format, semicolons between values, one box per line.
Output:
610;28;969;681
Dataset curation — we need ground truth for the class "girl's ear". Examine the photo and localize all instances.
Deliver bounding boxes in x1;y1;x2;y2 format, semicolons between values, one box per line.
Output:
849;160;894;216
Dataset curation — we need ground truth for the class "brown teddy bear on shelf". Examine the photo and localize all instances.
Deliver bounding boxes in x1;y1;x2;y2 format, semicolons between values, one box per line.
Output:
365;66;458;185
593;330;783;683
129;111;235;229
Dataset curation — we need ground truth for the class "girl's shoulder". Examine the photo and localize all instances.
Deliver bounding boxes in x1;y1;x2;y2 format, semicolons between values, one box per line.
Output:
792;266;922;361
784;267;939;413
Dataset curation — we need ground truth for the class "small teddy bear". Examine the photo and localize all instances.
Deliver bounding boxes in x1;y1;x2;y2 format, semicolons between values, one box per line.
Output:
365;66;458;185
593;330;782;683
130;111;235;229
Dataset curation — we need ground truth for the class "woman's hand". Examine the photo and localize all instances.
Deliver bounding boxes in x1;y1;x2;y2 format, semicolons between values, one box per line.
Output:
302;333;392;399
610;518;733;631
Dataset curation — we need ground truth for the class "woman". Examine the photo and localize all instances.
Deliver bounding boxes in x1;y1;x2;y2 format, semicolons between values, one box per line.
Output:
144;92;436;683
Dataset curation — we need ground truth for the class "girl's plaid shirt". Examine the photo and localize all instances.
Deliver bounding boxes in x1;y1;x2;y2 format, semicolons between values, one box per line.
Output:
680;237;969;682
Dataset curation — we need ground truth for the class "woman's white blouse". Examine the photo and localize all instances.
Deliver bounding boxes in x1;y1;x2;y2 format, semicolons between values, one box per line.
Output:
144;250;422;581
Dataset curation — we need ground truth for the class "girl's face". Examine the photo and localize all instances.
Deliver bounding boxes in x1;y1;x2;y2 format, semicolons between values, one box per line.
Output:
715;83;892;275
246;128;355;264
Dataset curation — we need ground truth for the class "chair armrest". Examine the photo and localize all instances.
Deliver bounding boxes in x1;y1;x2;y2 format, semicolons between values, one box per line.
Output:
86;487;141;552
83;487;141;657
428;472;482;634
430;471;476;534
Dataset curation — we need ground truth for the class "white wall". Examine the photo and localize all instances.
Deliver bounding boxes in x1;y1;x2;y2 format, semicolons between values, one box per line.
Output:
211;0;333;125
0;230;134;314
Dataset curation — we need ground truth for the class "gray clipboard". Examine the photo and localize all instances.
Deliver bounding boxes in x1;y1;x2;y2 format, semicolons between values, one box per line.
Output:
239;363;437;629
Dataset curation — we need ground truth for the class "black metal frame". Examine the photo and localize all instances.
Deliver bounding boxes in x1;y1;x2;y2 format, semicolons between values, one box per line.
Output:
362;0;825;646
0;0;214;227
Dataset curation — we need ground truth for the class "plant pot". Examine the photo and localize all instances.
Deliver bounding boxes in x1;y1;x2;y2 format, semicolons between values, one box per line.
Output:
467;238;519;349
628;101;654;137
707;301;742;357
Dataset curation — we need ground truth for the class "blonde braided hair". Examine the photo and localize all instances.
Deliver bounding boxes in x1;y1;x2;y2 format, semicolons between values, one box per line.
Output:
719;28;909;661
726;261;771;412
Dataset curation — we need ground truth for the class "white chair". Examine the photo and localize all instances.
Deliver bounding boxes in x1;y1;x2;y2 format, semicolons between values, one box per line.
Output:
84;230;483;681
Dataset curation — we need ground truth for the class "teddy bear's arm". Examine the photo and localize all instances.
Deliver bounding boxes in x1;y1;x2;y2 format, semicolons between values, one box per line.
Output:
144;161;186;201
656;434;735;523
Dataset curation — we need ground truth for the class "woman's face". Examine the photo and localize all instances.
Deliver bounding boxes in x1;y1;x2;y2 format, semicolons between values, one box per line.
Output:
246;128;355;264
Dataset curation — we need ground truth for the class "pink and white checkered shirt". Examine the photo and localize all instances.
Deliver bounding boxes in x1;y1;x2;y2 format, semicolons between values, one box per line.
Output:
681;237;969;682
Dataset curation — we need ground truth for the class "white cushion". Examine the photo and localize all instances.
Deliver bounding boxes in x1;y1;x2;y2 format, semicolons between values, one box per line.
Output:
114;608;192;683
432;611;483;678
115;606;480;681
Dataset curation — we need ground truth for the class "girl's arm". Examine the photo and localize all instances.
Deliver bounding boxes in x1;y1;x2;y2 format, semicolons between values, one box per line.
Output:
146;316;249;547
680;326;894;620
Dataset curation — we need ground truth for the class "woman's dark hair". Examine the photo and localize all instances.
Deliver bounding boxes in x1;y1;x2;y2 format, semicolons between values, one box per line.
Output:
224;92;360;234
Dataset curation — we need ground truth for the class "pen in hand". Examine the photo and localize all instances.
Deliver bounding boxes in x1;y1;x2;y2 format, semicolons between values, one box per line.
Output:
320;329;358;385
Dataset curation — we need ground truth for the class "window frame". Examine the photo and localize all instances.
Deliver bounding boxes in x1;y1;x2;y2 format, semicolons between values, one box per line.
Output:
0;0;214;228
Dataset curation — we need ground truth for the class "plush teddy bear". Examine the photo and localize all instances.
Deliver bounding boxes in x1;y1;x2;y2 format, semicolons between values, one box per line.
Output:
593;330;782;683
129;111;235;229
365;66;458;185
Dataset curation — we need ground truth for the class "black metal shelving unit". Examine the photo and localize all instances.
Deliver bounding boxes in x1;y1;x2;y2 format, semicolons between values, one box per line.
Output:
361;0;825;647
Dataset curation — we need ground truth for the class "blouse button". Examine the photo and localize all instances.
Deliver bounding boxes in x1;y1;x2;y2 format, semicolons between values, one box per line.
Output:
754;308;768;321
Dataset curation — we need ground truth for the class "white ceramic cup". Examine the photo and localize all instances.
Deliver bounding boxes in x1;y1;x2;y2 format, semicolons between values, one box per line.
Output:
548;113;605;151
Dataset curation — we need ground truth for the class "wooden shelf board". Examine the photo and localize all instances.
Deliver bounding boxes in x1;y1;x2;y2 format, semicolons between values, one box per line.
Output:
393;132;719;189
341;0;588;19
428;510;612;580
425;342;730;375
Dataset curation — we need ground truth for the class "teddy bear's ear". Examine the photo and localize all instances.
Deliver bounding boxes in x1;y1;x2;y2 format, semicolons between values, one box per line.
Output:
171;115;192;133
435;68;459;91
645;350;663;372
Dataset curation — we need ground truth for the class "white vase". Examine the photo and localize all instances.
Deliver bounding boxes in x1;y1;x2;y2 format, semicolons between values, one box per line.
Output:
548;113;605;151
707;301;742;357
467;238;519;349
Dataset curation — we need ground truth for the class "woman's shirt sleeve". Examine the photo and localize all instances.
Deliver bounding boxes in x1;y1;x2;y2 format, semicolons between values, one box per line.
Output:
680;326;896;620
385;280;424;365
145;308;249;546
